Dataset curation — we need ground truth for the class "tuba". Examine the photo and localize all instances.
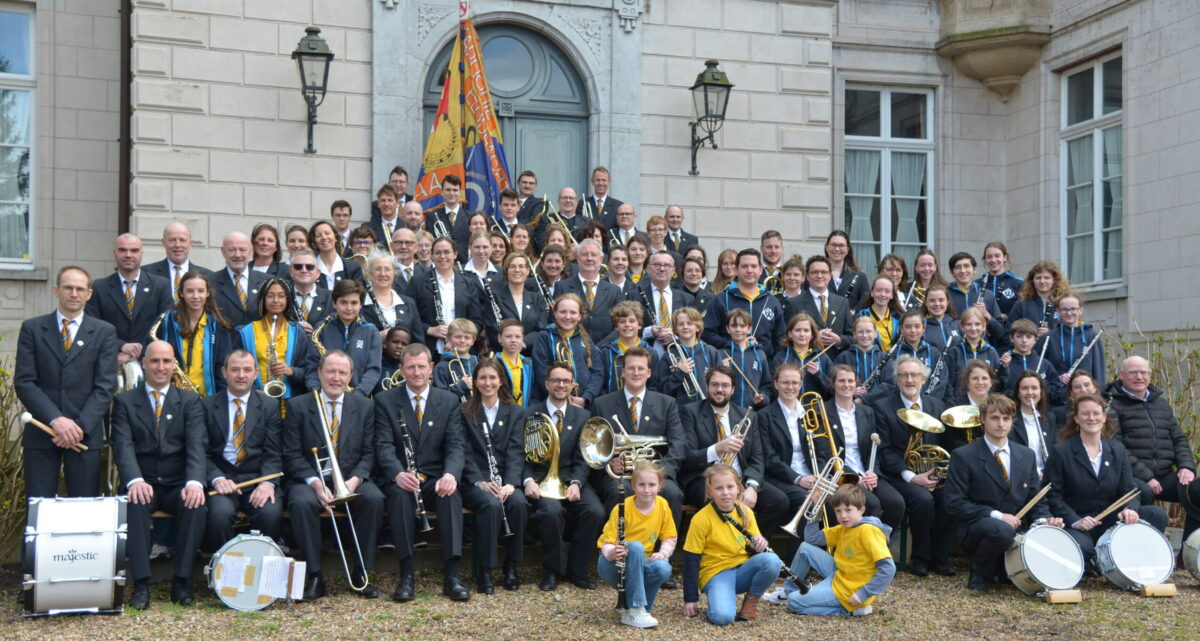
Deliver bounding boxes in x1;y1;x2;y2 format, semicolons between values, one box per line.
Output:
579;415;667;479
898;407;951;484
524;413;566;500
262;314;287;398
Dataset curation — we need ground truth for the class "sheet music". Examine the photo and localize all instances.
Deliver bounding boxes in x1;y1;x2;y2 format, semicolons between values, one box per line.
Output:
217;555;249;591
290;561;306;600
258;556;291;599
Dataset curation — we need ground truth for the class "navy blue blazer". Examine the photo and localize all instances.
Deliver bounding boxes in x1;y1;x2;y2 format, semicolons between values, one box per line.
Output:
85;271;174;343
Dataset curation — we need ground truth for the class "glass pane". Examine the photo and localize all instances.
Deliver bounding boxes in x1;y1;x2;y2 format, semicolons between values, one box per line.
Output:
891;92;925;139
1066;136;1093;187
0;202;29;260
1102;126;1122;178
0;89;31;145
544;59;574;99
482;36;534;94
1103;178;1122;229
0;146;30;201
0;11;31;76
1103;57;1122;114
844;150;880;195
1102;229;1122;280
1068;235;1094;283
1066;186;1094;234
843;196;880;272
845;89;880;137
1066;68;1094;126
890;198;926;250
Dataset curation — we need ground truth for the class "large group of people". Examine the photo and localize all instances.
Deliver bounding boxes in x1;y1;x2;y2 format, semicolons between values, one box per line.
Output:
13;164;1198;628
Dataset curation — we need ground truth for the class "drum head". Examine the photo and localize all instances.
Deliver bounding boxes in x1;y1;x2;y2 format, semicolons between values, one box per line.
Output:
1183;529;1200;580
25;497;127;616
1107;522;1174;587
207;535;284;611
1020;525;1084;591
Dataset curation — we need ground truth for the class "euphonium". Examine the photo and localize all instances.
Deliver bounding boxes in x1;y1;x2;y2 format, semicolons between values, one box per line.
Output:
898;408;951;484
262;314;287;398
524;413;566;500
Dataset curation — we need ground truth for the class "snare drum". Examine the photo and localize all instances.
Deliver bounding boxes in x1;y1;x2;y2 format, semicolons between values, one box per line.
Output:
1004;522;1084;596
1095;520;1175;590
1182;529;1200;581
205;531;285;610
22;496;127;616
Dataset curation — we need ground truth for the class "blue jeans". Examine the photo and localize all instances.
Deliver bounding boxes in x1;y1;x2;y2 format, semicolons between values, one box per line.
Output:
785;542;850;615
596;541;672;610
703;552;782;626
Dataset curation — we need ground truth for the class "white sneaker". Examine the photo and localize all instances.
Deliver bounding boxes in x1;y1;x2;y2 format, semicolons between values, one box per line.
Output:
852;605;873;617
762;587;788;604
149;544;171;560
620;606;659;628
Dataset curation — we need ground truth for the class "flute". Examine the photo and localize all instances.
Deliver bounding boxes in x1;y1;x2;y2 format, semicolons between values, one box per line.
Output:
1064;328;1104;377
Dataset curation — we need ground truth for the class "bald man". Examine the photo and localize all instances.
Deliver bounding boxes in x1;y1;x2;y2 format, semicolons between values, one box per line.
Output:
213;231;269;327
144;222;212;301
85;233;173;365
536;187;586;250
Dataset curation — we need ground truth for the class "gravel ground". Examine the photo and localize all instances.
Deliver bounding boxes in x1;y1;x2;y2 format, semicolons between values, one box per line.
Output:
3;560;1198;641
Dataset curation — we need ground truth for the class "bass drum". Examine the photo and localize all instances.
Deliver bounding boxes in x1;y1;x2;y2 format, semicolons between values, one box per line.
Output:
1096;520;1175;590
23;496;127;616
1182;528;1200;582
205;531;285;611
1004;522;1084;596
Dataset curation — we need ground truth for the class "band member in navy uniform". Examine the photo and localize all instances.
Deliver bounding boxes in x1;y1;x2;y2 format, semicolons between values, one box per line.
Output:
824;230;869;309
946;252;1007;349
85;233;172;368
1046;293;1106;389
703;249;785;359
304;279;381;397
1006;261;1068;336
975;242;1023;320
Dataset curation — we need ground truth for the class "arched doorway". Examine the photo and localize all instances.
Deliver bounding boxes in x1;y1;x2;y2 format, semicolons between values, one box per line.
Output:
423;25;590;198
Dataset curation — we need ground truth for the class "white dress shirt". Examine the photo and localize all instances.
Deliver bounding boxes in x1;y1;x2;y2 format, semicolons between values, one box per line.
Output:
837;402;866;474
781;400;810;480
56;309;83;346
1020;411;1046;474
985;438;1010;521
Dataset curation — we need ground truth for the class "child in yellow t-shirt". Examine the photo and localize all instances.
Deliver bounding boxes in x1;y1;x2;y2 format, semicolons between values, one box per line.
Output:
597;460;678;629
779;484;895;616
682;464;782;626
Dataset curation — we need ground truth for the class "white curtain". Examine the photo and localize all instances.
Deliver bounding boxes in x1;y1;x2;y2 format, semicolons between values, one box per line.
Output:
1067;136;1094;282
845;150;880;271
1102;126;1123;279
0;89;31;145
890;152;926;267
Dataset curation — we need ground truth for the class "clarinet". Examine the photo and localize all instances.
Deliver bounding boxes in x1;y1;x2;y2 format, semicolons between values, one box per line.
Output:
924;331;959;394
482;277;504;327
368;290;397;329
480;417;513;537
614;479;628;611
398;405;433;532
636;283;656;325
1039;299;1056;329
717;504;800;584
902;280;920;311
429;269;445;327
862;340;902;393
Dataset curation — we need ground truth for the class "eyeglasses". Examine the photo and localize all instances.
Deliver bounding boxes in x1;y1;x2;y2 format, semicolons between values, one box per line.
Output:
1058;307;1081;313
392;239;416;245
547;378;574;386
291;263;317;271
1123;370;1150;378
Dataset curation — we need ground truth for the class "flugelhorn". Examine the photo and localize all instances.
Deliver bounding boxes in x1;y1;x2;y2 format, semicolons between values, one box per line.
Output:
524;413;566;500
666;337;705;401
309;390;369;592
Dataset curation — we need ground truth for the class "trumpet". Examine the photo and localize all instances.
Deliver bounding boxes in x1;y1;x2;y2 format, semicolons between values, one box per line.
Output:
666;337;706;401
781;456;851;537
781;392;858;535
524;413;567;500
309;390;370;591
432;214;452;239
718;414;753;466
379;369;406;391
763;272;783;296
447;349;471;403
263;314;287;399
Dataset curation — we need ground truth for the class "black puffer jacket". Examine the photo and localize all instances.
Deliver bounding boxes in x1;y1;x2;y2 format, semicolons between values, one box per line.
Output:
1106;381;1197;481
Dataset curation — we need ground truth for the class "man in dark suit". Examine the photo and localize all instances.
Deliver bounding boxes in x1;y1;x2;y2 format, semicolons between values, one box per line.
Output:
584;166;624;231
424;174;472;256
374;343;471;602
15;266;119;497
110;340;207;608
86;233;173;367
143;222;211;301
522;361;606;591
212;231;269;328
945;394;1062;591
515;170;547;224
366;184;404;252
867;355;953;577
202;350;283;550
283;350;384;601
557;239;624;344
609;203;643;247
536;187;588;250
590;347;686;526
388;226;428;297
370;165;413;222
680;366;790;536
494;188;523;238
664;205;699;253
784;256;853;353
639;251;694;349
287;249;331;334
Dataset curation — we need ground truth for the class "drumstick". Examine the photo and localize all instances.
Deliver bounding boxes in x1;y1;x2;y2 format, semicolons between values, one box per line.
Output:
207;472;285;496
1093;488;1140;522
721;351;760;396
1014;483;1052;521
21;412;87;452
867;433;880;474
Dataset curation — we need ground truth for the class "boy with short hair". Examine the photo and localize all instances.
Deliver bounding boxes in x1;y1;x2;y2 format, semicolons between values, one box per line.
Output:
723;308;770;408
497;319;532;406
773;484;895;616
591;301;660;397
433;318;478;400
998;319;1062;401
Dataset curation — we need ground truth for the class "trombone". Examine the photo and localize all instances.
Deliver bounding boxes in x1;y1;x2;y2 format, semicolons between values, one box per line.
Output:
309;390;370;592
781;392;858;535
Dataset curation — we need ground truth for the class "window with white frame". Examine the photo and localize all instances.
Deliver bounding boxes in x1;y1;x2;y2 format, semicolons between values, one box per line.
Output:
0;4;34;264
1061;53;1122;285
843;87;935;272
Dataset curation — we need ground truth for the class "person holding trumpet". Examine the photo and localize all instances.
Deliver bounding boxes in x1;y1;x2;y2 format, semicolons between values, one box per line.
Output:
661;307;718;405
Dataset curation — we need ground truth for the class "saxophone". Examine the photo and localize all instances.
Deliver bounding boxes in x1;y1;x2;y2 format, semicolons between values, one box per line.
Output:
310;313;335;357
263;314;287;398
148;312;201;394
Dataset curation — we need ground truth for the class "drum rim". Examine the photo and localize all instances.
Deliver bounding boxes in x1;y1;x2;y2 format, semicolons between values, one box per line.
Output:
1096;521;1175;588
1016;525;1084;591
207;533;285;611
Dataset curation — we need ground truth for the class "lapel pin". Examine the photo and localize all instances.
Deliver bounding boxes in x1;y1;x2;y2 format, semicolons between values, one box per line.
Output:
252;289;258;294
143;287;150;293
1104;461;1110;467
498;421;504;427
77;340;85;346
166;414;173;420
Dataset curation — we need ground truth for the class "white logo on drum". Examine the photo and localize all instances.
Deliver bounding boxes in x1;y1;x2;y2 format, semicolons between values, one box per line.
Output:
52;548;99;564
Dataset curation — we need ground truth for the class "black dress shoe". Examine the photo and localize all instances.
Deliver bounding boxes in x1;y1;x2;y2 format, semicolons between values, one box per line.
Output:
443;575;471;601
660;577;678;589
393;574;415;602
302;573;326;601
569;576;597;590
169;577;194;606
352;568;380;599
538;572;558;591
476;573;495;595
967;570;988;592
129;581;151;610
930;562;957;577
503;565;520;591
907;558;929;577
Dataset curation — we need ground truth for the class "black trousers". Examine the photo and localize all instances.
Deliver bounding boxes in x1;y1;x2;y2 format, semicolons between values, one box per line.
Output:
1135;473;1200;537
1063;505;1169;562
684;476;790;539
24;446;100;498
960;517;1016;576
891;480;954;564
460;486;528;573
287;480;382;575
383;477;463;567
204;485;285;551
126;484;206;582
527;485;605;580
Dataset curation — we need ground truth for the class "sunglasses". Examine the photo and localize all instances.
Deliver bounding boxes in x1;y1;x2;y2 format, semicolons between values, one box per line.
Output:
291;263;317;271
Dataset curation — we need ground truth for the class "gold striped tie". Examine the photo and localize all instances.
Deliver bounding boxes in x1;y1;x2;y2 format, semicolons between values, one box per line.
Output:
628;396;639;433
584;280;596;310
328;400;340;456
233;399;246;464
61;318;72;352
235;272;247;308
152;390;163;423
414;395;424;427
717;413;728;441
995;450;1009;485
819;294;828;324
657;289;670;328
299;296;310;322
124;280;136;313
173;265;182;301
555;409;564;434
404;266;412;282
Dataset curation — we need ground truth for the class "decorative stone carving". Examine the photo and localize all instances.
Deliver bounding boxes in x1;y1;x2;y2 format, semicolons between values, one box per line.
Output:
418;3;456;47
617;0;643;33
567;15;605;59
380;0;397;9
